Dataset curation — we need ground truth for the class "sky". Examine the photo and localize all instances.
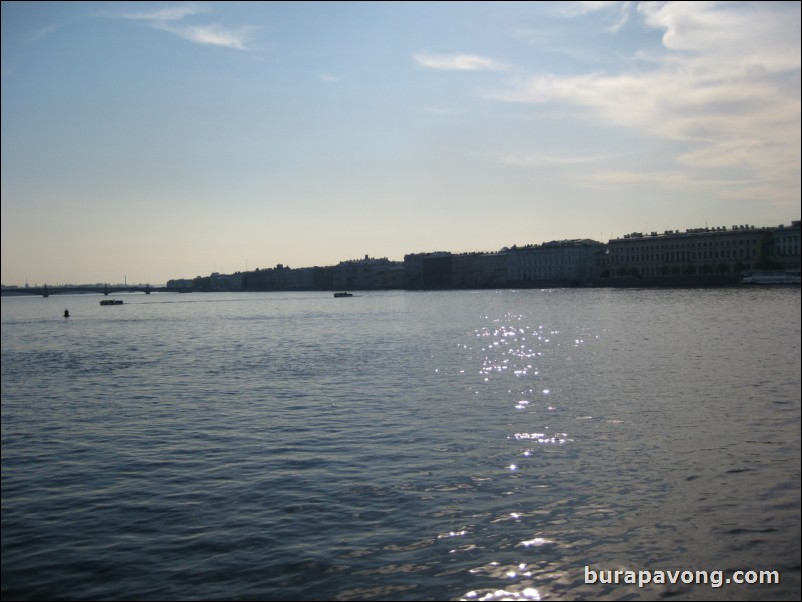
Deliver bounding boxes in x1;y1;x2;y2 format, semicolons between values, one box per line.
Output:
2;1;800;286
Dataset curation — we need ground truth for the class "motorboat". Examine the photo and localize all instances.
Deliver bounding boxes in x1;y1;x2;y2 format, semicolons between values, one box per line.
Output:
99;299;124;305
333;292;353;298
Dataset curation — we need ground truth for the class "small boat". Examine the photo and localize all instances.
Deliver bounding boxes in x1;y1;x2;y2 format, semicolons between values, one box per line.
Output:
741;272;801;285
100;299;124;306
333;292;353;298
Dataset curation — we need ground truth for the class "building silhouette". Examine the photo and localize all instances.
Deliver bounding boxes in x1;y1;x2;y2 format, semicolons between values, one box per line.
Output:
166;219;800;292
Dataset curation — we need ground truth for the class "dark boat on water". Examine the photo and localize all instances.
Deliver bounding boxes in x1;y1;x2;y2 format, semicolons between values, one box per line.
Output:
99;299;124;306
333;292;353;298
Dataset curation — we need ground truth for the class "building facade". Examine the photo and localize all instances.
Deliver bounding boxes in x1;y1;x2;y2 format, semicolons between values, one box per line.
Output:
507;239;605;286
167;218;800;291
769;220;801;271
403;252;452;289
333;256;403;290
451;252;507;288
599;225;776;281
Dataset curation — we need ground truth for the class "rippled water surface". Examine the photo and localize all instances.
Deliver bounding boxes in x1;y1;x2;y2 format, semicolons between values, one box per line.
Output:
2;289;800;600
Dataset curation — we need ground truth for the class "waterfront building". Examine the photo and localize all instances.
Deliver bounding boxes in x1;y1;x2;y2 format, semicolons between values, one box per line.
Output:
282;267;314;290
210;272;243;291
240;264;310;290
243;265;291;290
333;256;403;290
507;239;605;286
403;252;452;289
311;266;334;290
166;278;194;291
167;217;799;291
600;225;774;281
451;252;507;288
379;264;406;289
770;220;801;270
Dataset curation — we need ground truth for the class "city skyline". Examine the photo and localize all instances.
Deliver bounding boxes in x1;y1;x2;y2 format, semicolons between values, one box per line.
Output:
2;1;800;286
4;216;798;289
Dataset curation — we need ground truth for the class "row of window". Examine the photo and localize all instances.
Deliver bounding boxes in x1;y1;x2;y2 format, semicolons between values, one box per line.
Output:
611;238;762;254
613;248;759;263
775;238;801;255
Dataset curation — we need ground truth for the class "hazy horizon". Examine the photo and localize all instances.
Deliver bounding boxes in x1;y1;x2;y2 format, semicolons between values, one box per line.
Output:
3;1;800;286
3;215;800;289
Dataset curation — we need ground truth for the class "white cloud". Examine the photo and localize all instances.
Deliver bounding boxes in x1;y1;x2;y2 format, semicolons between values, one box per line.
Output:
118;4;207;22
318;74;341;83
637;1;800;74
25;22;62;43
493;2;801;201
584;167;795;206
588;169;720;187
109;2;252;50
414;52;509;72
557;1;624;17
154;22;252;50
494;69;798;142
557;1;633;32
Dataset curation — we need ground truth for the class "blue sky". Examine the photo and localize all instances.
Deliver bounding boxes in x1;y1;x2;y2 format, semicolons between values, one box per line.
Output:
2;1;799;285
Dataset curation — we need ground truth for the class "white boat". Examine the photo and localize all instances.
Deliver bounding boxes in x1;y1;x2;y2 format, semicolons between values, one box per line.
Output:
741;272;801;285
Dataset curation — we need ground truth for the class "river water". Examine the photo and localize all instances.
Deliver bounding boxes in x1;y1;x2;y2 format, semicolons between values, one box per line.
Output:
2;288;800;601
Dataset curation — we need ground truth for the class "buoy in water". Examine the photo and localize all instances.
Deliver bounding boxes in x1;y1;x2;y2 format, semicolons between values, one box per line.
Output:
64;309;70;318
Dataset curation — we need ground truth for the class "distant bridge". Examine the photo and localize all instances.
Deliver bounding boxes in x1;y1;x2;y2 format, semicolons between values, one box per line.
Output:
1;284;168;297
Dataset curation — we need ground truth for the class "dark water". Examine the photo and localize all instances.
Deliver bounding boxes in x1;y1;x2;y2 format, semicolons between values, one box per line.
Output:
2;288;800;601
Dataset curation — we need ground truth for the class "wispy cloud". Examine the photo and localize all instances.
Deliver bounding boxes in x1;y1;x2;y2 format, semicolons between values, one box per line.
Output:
564;1;625;15
492;2;801;201
318;74;341;83
108;2;253;50
25;22;62;43
582;168;780;203
153;22;253;50
117;4;207;22
559;1;633;32
501;153;611;167
414;52;509;72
